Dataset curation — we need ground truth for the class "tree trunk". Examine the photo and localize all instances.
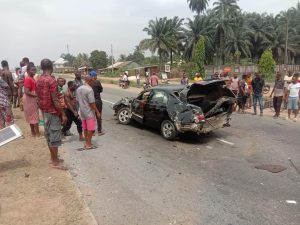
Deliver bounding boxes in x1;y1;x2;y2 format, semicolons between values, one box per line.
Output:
170;50;173;65
284;21;289;66
159;50;162;73
220;31;225;65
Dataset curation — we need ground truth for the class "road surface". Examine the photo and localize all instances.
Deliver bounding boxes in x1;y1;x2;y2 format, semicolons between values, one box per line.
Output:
61;85;300;225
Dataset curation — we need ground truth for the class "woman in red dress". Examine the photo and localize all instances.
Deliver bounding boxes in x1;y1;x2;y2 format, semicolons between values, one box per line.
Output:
23;62;40;137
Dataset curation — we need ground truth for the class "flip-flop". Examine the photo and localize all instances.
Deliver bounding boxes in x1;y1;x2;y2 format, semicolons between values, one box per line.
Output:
77;146;97;151
51;164;68;171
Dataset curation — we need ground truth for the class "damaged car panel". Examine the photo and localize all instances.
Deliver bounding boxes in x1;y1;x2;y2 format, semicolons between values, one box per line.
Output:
113;81;235;140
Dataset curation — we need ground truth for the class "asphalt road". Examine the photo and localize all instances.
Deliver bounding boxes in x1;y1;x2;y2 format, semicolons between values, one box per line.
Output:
61;85;300;225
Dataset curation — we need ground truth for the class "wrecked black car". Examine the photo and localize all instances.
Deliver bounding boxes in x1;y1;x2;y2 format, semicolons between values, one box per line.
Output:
113;80;236;140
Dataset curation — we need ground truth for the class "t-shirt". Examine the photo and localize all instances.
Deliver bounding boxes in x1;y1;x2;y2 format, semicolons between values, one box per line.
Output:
76;84;95;119
1;70;14;96
24;76;36;92
150;75;159;86
91;80;103;101
252;78;265;96
36;75;59;115
274;79;285;97
288;83;300;98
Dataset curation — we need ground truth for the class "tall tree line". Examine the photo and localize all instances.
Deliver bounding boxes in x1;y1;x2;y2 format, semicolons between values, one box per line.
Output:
140;0;300;66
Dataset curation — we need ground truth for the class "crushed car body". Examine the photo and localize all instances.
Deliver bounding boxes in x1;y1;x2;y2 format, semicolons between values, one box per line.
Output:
113;80;236;140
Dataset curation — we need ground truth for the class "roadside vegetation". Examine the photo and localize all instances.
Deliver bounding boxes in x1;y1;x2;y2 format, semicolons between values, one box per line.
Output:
60;0;300;79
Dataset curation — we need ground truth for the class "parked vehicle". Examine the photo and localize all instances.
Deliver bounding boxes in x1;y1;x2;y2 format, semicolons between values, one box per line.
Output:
113;80;235;140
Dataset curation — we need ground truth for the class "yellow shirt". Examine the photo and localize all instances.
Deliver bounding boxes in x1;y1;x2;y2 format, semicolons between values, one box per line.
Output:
194;77;203;82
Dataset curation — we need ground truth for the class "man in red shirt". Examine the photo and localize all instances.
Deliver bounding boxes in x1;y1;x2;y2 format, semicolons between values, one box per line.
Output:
36;59;67;170
150;72;159;87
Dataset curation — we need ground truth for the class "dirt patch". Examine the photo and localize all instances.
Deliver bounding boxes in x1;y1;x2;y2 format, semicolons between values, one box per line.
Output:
255;164;287;173
0;110;96;225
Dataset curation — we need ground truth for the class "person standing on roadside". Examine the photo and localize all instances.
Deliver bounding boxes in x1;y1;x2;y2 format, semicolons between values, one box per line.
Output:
237;74;248;114
62;81;84;141
230;72;240;96
74;71;83;90
286;73;300;122
0;78;14;129
246;73;253;108
180;73;189;85
76;76;101;150
36;59;67;170
136;72;141;88
270;72;285;118
23;62;41;138
12;67;20;108
89;70;105;136
1;60;15;104
150;72;159;87
252;72;265;116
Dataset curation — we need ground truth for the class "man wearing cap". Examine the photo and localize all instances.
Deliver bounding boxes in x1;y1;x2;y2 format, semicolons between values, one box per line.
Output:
90;70;104;136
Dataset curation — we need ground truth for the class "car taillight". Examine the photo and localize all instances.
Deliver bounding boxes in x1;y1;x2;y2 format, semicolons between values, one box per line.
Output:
195;114;205;123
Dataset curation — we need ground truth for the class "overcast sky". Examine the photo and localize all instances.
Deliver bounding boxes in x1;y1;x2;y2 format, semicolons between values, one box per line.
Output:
0;0;299;68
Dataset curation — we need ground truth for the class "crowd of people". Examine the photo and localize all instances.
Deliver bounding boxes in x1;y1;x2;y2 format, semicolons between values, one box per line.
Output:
0;57;105;170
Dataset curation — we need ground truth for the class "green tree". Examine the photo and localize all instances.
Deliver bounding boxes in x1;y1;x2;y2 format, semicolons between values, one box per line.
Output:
213;0;240;65
193;36;206;77
89;50;108;69
74;53;91;68
140;17;175;71
183;14;214;63
118;54;127;62
259;49;276;79
187;0;210;15
60;53;76;67
126;46;145;64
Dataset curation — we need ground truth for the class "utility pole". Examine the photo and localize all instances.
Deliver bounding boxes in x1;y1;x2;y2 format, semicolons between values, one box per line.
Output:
67;44;70;55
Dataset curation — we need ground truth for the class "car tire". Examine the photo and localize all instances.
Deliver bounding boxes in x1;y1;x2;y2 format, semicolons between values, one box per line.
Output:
161;120;177;140
117;107;131;125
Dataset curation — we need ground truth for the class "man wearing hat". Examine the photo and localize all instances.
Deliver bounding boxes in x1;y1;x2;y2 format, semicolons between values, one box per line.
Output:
90;70;105;136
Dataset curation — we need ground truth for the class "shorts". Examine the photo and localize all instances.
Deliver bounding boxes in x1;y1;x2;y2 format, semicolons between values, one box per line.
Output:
43;112;62;148
82;117;96;131
288;97;299;110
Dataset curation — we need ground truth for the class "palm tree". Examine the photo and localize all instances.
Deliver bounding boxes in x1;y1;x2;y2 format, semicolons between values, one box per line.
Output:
276;8;297;65
187;0;210;15
213;0;240;65
183;14;215;63
140;17;175;71
167;17;184;65
225;17;253;60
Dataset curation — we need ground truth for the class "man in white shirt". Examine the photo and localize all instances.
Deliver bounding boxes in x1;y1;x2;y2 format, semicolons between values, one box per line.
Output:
286;73;300;121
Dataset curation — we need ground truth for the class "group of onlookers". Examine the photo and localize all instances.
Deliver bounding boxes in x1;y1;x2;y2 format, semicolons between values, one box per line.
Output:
1;57;105;170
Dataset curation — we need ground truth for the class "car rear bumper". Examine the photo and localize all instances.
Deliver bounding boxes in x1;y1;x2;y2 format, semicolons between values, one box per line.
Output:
175;113;229;134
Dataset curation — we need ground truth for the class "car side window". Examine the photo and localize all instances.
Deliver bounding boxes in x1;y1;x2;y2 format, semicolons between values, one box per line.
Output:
149;91;168;105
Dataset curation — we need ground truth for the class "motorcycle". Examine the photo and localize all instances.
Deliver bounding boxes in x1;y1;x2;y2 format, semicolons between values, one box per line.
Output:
143;82;151;90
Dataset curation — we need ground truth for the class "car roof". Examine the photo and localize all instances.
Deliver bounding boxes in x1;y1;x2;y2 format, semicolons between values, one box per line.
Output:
149;85;186;93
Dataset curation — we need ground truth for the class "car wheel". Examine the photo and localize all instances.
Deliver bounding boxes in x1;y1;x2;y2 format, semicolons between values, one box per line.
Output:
117;107;131;125
161;120;177;140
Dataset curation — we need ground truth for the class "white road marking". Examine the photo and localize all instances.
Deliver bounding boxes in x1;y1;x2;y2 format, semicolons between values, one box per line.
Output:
286;200;297;205
216;138;235;146
102;99;115;105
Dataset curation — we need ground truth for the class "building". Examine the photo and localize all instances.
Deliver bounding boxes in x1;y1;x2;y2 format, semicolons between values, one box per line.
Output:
54;58;68;69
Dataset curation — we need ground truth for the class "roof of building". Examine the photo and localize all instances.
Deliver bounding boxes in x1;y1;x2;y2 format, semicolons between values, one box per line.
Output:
54;58;68;65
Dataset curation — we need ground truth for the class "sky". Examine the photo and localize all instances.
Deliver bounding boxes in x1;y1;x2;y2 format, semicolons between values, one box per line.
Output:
0;0;299;68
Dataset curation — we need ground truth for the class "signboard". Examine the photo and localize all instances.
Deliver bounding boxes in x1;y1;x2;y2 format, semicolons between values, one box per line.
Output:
165;64;171;73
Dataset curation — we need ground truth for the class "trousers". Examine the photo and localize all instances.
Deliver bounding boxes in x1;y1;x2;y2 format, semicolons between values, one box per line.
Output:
253;94;264;114
62;109;83;135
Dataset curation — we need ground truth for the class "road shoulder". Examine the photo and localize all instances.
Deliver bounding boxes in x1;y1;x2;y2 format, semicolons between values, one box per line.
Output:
0;109;97;225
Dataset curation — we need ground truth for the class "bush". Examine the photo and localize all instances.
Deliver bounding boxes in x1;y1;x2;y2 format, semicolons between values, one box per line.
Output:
259;49;276;79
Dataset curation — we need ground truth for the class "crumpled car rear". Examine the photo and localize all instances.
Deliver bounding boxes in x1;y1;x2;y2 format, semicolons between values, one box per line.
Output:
171;80;235;134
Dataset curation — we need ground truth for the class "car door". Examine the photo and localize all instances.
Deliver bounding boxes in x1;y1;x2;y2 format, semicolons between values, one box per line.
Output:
131;91;151;124
144;90;168;128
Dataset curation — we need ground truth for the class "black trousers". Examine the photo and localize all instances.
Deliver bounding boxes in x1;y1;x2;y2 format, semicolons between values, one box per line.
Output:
273;96;283;116
62;109;83;134
95;100;103;133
